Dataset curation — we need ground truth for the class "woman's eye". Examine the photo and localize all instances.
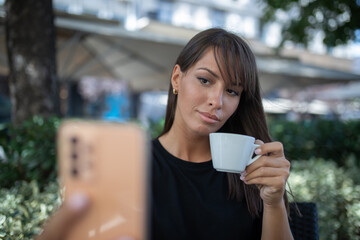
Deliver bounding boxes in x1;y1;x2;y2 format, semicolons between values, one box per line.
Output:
198;77;210;85
227;89;240;96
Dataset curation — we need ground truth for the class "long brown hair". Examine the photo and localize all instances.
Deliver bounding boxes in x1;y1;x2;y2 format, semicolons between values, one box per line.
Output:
160;28;289;217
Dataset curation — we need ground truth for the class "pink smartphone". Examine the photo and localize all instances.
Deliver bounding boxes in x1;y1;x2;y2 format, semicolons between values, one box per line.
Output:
57;120;150;240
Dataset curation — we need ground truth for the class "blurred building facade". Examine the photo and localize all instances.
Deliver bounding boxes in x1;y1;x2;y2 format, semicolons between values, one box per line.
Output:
0;0;359;122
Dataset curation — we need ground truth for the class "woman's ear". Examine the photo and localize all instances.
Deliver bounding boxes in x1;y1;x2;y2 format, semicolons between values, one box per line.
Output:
171;64;182;90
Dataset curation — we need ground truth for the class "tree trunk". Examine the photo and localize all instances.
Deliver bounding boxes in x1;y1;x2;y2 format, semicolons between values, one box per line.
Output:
5;0;58;125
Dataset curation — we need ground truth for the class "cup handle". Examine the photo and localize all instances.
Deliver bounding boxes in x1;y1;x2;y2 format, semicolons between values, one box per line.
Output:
246;144;262;166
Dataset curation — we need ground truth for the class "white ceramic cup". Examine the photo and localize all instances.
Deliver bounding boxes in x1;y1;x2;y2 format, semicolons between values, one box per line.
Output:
209;132;262;173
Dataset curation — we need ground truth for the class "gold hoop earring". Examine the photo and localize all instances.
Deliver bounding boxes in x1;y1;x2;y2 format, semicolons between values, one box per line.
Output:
173;88;178;95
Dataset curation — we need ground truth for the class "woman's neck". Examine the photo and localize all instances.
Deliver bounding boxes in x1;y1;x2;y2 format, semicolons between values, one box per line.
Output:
158;125;212;163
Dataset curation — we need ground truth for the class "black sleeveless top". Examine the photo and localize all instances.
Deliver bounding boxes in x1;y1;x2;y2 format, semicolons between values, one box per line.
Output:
150;139;262;240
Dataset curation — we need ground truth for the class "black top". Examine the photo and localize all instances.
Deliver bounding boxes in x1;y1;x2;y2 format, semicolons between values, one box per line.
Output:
151;139;262;240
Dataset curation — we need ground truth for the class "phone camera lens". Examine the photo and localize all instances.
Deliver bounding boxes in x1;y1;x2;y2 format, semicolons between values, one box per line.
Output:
71;137;78;144
71;153;78;160
71;168;78;176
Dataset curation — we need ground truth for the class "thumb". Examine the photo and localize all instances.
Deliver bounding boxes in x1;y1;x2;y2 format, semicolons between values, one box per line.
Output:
37;192;90;240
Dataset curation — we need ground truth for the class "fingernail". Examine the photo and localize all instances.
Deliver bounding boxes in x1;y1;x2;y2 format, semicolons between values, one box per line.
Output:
68;193;89;211
240;175;245;181
255;148;261;155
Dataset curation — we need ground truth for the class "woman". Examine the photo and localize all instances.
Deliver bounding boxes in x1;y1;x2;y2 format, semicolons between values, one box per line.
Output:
38;28;293;240
151;28;292;240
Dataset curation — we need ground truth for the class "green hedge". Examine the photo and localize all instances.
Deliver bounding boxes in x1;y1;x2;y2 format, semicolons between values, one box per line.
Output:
289;158;360;240
0;181;61;239
0;116;60;189
269;119;360;166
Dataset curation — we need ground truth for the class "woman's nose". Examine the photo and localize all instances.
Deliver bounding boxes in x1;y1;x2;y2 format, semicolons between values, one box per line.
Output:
208;87;223;109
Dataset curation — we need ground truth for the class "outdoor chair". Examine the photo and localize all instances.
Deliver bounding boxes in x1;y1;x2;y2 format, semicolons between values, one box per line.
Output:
289;202;319;240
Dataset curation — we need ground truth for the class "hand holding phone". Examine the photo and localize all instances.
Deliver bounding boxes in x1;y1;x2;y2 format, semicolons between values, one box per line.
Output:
56;121;149;240
36;192;90;240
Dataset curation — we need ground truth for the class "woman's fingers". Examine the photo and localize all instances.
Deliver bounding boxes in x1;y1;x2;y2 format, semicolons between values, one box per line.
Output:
254;139;264;145
244;175;286;189
243;167;289;182
246;155;290;173
245;141;289;174
255;141;284;157
242;141;290;206
36;193;90;240
243;167;289;185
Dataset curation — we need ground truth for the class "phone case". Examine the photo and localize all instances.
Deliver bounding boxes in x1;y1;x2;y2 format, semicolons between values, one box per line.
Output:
57;120;149;240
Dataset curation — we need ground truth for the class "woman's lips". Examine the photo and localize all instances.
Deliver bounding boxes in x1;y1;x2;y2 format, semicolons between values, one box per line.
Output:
198;111;220;123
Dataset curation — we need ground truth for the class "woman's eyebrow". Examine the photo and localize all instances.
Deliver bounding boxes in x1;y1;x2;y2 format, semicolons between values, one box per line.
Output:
197;67;219;78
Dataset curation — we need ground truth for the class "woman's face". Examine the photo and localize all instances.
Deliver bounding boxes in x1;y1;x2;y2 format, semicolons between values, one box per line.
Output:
171;48;243;136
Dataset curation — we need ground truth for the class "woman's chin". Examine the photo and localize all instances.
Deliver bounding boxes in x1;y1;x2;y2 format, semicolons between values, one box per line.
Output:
193;125;220;136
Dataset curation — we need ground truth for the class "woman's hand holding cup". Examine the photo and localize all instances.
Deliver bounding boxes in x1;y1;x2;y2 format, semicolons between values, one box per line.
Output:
241;140;290;207
209;133;290;207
